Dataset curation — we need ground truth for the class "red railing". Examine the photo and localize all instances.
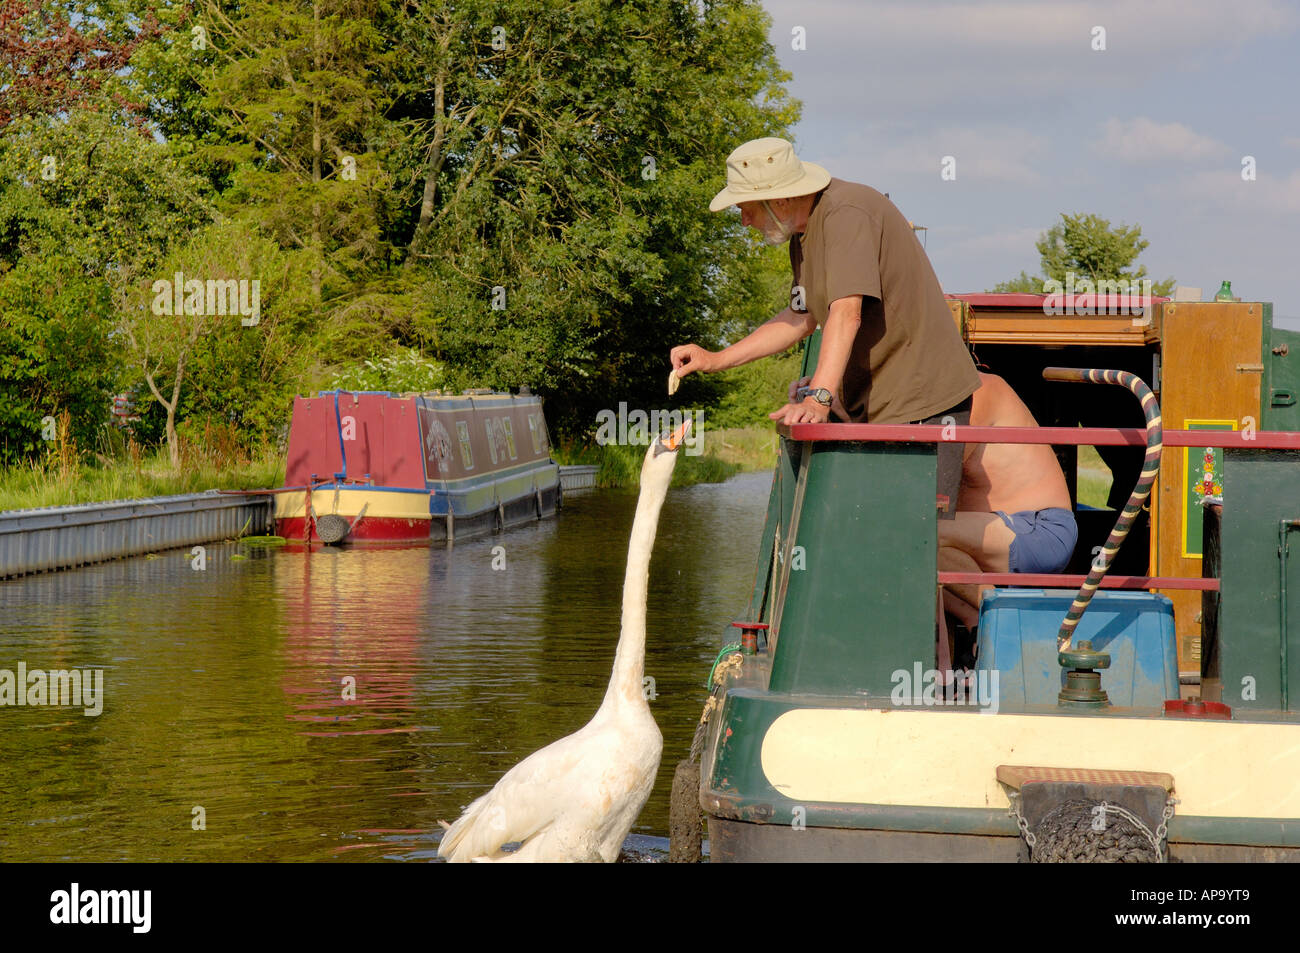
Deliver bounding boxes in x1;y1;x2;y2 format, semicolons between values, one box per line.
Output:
937;572;1218;591
786;423;1300;450
781;422;1295;594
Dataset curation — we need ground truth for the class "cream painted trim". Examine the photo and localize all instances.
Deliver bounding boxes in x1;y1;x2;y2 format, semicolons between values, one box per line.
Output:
760;708;1300;819
273;489;430;520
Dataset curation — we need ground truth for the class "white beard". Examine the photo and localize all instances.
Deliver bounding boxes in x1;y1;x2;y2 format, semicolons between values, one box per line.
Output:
759;201;792;245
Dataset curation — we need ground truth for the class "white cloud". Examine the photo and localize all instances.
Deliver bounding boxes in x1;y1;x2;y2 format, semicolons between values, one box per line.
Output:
1094;117;1230;163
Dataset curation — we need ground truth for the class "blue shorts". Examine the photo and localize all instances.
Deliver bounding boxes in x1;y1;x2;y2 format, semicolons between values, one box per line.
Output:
996;507;1078;574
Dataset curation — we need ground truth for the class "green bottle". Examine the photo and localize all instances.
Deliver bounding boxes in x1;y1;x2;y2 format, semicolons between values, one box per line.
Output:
1215;280;1233;302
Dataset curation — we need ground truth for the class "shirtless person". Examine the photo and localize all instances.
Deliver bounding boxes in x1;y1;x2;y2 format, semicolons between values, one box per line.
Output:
938;373;1077;629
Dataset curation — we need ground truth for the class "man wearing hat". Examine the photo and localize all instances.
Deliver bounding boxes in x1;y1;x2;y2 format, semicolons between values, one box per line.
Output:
669;136;980;519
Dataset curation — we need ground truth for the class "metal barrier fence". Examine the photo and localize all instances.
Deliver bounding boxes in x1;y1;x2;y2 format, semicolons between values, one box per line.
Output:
558;465;600;491
0;492;274;579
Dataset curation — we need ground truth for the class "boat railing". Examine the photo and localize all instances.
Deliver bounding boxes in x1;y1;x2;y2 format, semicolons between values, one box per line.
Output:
785;422;1300;450
782;421;1300;599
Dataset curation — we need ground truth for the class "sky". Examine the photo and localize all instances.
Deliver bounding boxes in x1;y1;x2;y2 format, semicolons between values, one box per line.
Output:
757;0;1300;324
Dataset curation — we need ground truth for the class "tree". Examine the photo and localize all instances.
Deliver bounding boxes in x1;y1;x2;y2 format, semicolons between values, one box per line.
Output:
390;0;799;434
0;108;211;277
0;255;120;465
117;220;307;468
0;106;212;466
198;0;396;304
990;213;1175;296
0;0;161;130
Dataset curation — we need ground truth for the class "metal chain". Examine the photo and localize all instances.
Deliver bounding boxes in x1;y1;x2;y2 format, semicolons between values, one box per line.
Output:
1010;793;1178;860
1155;796;1179;850
1007;793;1036;848
1093;802;1161;858
1093;797;1179;862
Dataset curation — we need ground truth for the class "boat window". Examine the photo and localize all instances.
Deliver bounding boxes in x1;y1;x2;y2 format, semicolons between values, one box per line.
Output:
502;418;517;459
528;415;541;454
485;420;499;465
456;421;473;469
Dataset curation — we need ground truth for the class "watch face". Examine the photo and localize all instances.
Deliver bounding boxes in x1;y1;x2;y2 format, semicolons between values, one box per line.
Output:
796;385;832;406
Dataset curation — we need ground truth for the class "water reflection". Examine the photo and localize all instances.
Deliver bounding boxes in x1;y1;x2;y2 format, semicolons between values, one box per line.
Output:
0;471;771;861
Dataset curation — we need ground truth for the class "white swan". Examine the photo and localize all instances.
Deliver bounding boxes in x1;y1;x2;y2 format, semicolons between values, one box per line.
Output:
437;419;692;862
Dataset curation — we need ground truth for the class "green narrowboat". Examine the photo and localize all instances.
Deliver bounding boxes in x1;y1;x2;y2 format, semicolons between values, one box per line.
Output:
697;295;1300;862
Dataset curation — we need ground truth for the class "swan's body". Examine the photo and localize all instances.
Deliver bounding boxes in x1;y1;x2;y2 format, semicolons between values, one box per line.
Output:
438;421;689;862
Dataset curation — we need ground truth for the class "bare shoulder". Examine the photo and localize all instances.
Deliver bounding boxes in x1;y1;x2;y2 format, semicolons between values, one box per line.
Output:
972;373;1037;427
974;372;1013;398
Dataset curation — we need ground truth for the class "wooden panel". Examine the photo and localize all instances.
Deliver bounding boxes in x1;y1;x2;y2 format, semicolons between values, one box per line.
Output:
1155;302;1263;673
965;309;1161;346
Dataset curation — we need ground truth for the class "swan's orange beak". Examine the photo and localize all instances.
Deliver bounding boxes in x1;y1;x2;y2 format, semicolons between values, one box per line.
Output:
661;418;692;452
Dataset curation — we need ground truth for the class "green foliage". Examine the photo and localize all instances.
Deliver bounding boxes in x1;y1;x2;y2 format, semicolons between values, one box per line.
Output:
328;348;449;394
1038;213;1176;295
990;213;1176;296
199;0;398;300
550;437;739;489
709;347;803;429
124;1;227;185
704;424;779;471
0;254;121;464
0;106;218;467
392;0;799;435
0;109;211;274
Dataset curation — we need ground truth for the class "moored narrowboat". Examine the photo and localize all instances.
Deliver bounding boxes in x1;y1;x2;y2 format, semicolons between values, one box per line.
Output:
697;295;1300;862
273;389;560;545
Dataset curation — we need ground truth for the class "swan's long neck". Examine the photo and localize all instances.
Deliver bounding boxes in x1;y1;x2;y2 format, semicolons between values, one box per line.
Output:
600;457;674;712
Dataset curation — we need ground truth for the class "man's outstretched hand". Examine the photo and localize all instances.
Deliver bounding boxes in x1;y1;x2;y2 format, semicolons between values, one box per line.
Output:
669;343;718;378
780;376;844;423
768;397;830;426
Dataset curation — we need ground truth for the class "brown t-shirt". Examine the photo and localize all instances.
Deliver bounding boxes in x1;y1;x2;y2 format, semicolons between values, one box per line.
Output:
790;178;979;424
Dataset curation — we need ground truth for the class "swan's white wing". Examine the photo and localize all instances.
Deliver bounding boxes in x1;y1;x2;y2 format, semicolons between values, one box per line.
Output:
437;728;595;862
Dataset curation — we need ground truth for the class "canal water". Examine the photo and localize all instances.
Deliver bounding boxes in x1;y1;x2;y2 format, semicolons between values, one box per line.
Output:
0;470;771;862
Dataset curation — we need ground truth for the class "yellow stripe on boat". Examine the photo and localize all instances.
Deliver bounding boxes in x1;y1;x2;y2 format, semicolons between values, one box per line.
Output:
273;489;430;521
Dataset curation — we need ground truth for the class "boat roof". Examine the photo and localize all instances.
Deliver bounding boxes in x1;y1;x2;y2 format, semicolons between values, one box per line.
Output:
313;389;526;401
946;292;1171;308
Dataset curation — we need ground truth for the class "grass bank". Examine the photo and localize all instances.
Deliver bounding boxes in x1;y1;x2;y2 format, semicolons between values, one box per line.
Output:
2;427;776;509
0;449;284;513
552;425;777;489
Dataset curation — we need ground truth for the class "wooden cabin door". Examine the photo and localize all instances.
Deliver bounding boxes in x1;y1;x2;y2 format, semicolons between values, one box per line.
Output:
1155;302;1264;675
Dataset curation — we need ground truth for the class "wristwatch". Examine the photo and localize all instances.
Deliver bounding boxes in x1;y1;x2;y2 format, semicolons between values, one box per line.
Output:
796;386;833;408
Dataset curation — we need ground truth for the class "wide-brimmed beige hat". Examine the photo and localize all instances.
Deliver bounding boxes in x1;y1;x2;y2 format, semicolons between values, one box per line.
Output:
708;137;831;212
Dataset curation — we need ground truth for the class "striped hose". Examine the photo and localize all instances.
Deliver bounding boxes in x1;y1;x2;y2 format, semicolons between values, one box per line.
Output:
1042;367;1163;650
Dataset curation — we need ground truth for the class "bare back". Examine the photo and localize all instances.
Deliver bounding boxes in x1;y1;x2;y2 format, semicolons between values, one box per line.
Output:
957;373;1072;514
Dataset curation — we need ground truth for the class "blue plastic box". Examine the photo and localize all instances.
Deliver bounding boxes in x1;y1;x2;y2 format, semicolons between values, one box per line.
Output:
975;588;1180;710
